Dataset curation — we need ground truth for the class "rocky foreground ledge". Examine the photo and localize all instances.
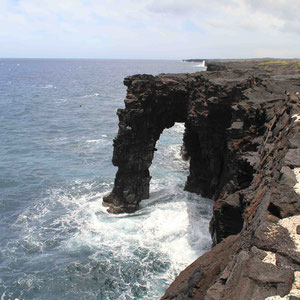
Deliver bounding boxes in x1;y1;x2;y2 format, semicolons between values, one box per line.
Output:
103;60;300;299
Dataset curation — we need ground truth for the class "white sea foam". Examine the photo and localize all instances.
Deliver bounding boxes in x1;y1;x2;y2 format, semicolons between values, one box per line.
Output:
86;138;106;144
41;84;55;89
172;122;185;133
194;61;206;68
6;121;212;299
10;172;212;299
56;98;68;102
0;58;212;300
79;93;100;98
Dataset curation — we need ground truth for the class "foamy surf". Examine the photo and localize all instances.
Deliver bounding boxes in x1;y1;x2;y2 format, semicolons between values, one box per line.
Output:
41;84;55;89
6;175;211;299
194;60;206;68
79;93;100;98
86;139;106;144
2;125;212;300
0;58;209;300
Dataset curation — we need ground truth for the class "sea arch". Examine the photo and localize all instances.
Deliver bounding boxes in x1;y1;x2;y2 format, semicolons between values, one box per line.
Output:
103;73;233;213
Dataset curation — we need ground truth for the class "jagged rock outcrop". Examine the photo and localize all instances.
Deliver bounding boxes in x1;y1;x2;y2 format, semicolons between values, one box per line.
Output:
162;90;300;300
104;59;300;299
161;61;300;300
104;65;266;213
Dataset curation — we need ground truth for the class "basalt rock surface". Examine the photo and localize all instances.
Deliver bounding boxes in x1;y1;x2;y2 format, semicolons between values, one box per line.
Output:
104;60;300;299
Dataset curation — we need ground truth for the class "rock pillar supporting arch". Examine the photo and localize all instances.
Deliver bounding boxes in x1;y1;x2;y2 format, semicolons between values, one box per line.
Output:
103;74;189;213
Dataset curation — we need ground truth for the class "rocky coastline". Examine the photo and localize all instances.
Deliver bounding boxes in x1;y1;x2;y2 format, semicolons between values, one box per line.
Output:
104;60;300;299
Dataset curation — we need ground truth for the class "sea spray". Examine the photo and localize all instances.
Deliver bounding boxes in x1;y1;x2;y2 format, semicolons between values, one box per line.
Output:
0;59;208;299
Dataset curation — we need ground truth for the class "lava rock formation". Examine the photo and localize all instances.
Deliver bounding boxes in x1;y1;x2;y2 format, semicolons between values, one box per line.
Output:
104;60;300;299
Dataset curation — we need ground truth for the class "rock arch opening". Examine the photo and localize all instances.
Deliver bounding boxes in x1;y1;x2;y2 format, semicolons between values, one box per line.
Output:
149;122;188;194
103;74;190;213
103;73;234;214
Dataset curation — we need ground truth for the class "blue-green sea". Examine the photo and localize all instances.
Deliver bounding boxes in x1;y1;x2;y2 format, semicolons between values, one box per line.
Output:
0;59;212;299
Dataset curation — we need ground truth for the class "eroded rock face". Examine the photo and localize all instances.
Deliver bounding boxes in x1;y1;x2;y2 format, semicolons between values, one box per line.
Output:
104;70;266;214
161;61;300;300
103;60;300;299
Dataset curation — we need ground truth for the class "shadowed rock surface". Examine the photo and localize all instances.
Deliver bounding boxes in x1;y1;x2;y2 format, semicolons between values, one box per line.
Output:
104;59;300;299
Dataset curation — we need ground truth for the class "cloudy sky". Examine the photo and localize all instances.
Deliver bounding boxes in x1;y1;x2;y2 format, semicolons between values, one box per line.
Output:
1;0;299;59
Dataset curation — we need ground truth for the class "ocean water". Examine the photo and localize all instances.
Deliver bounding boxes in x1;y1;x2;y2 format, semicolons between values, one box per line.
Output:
0;59;212;300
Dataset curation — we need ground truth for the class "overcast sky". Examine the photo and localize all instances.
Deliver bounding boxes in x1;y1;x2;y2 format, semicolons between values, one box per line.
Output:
1;0;299;59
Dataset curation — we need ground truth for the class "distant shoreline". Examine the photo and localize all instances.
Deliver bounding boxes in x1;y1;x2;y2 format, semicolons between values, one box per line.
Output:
183;57;300;63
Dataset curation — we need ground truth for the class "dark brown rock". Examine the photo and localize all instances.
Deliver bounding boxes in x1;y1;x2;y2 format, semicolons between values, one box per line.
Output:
161;235;240;300
103;60;300;299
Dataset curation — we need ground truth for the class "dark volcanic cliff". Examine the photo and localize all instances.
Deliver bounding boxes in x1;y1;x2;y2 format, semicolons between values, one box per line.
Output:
104;60;300;299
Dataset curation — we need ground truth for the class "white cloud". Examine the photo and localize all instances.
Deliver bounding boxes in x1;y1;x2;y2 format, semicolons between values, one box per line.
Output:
0;0;299;59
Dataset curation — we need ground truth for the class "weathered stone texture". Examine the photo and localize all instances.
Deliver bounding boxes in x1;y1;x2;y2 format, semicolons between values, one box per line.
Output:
161;61;300;299
104;60;300;299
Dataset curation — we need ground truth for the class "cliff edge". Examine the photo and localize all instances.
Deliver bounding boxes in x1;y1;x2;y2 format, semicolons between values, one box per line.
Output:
104;60;300;299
